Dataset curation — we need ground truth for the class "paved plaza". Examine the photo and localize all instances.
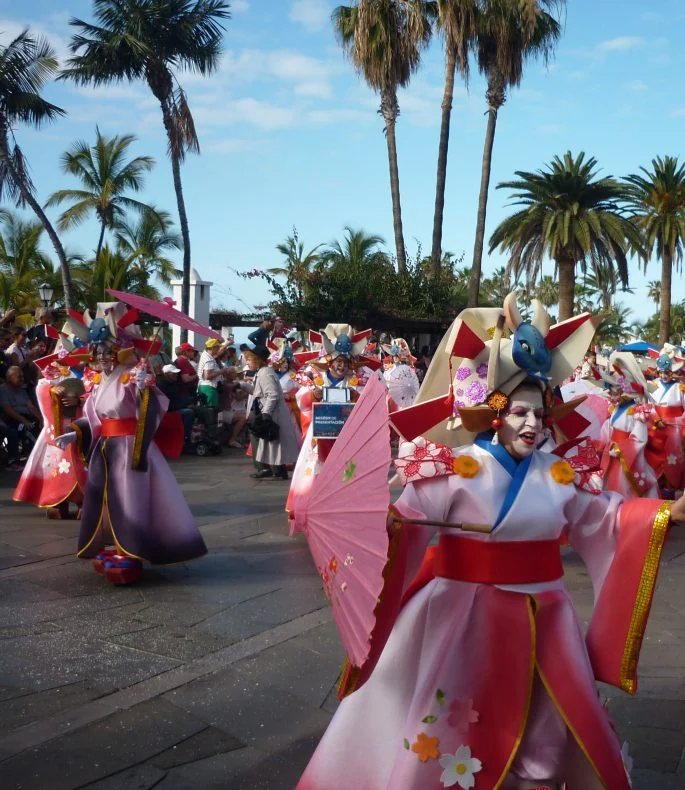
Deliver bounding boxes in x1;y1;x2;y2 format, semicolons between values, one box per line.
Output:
1;453;685;789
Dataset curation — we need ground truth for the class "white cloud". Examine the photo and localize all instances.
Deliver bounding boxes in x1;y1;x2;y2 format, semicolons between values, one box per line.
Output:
626;80;648;92
671;107;685;118
203;138;260;153
231;0;250;12
289;0;331;32
307;108;368;124
597;36;643;53
0;17;71;64
294;80;332;98
194;97;298;130
536;123;564;135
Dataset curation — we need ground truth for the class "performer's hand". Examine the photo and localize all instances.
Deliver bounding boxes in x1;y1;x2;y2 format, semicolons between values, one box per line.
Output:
55;431;77;450
61;395;79;408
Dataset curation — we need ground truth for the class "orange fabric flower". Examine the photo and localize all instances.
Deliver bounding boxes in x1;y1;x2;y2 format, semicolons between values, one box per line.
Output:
550;460;575;485
626;406;635;415
411;732;440;763
452;455;480;478
349;376;359;386
313;376;324;387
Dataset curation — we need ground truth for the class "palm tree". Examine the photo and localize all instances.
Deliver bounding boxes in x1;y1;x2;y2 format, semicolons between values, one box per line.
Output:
430;0;478;275
60;0;230;334
0;28;74;308
334;0;433;274
595;302;633;347
0;213;54;312
46;128;155;264
467;0;562;308
534;274;558;308
647;279;661;310
114;208;182;285
268;228;322;304
489;151;643;321
624;156;685;346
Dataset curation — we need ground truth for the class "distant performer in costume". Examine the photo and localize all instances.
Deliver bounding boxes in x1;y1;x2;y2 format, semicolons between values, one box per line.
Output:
598;352;659;499
382;337;420;410
646;347;685;494
13;353;88;519
56;302;207;583
268;337;304;437
298;293;681;790
287;324;375;516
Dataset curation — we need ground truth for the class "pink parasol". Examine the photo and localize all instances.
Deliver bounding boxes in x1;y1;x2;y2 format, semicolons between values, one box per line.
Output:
106;289;223;341
293;375;391;667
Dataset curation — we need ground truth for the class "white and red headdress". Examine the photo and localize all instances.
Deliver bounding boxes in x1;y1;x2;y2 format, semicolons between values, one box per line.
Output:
267;336;302;366
391;292;601;447
600;351;648;399
381;337;415;364
308;324;380;371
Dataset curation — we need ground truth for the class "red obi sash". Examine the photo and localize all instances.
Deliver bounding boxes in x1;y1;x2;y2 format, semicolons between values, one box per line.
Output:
655;405;683;420
101;417;137;436
100;414;183;459
434;534;563;585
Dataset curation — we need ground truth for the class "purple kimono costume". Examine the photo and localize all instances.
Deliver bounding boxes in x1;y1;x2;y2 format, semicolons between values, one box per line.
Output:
74;364;207;564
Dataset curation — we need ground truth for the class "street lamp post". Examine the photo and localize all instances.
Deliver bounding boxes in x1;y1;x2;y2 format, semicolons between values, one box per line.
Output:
38;282;54;308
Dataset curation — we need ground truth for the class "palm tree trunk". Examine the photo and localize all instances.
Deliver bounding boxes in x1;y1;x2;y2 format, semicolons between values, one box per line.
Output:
468;79;502;308
0;136;74;309
660;247;672;346
95;220;107;264
158;97;191;342
557;253;576;321
430;48;457;278
381;88;407;275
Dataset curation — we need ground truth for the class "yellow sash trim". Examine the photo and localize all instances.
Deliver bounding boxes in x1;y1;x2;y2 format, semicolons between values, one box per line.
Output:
619;501;671;693
131;386;150;471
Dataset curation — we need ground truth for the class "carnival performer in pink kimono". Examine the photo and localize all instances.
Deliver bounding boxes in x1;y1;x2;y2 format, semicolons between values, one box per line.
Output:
286;324;376;517
56;303;206;579
298;294;682;790
598;352;660;499
13;355;88;519
645;347;685;494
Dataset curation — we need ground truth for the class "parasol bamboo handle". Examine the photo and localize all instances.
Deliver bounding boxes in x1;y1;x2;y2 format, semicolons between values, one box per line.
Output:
394;518;492;534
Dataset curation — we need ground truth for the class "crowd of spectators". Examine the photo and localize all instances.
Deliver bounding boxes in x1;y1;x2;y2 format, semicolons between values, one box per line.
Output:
1;305;438;475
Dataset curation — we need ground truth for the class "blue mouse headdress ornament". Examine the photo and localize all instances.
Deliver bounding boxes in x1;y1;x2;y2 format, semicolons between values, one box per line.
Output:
503;294;552;381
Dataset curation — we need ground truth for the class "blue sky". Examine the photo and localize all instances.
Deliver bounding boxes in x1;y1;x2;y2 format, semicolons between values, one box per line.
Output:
1;0;684;322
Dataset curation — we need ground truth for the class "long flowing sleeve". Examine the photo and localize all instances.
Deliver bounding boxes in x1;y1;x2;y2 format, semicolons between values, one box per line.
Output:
563;488;671;693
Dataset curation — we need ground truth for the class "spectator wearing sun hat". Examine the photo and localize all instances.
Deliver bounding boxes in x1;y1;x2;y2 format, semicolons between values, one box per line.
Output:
197;338;227;408
174;342;199;398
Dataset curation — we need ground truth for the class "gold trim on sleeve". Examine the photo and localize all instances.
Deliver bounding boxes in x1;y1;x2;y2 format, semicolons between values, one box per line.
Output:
619;501;671;693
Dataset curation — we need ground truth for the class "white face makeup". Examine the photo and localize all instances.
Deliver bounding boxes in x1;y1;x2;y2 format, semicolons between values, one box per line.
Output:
330;356;350;378
498;385;544;460
94;344;115;375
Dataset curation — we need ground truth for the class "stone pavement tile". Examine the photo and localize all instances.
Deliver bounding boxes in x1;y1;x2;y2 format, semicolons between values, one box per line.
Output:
148;726;243;769
225;734;320;790
608;697;685;732
245;546;319;577
621;723;685;772
194;578;325;641
632;770;683;790
0;577;69;605
79;764;167;790
1;631;180;694
0;545;45;571
164;670;332;754
0;585;143;627
223;637;343;711
0;679;105;733
109;623;236;662
12;561;115;598
0;739;130;790
154;746;267;790
0;527;77;551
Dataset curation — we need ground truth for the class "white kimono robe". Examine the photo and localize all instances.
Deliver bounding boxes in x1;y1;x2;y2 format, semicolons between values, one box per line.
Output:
298;438;670;790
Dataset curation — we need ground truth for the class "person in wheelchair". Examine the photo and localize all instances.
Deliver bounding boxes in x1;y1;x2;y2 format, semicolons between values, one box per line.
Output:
0;366;41;467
